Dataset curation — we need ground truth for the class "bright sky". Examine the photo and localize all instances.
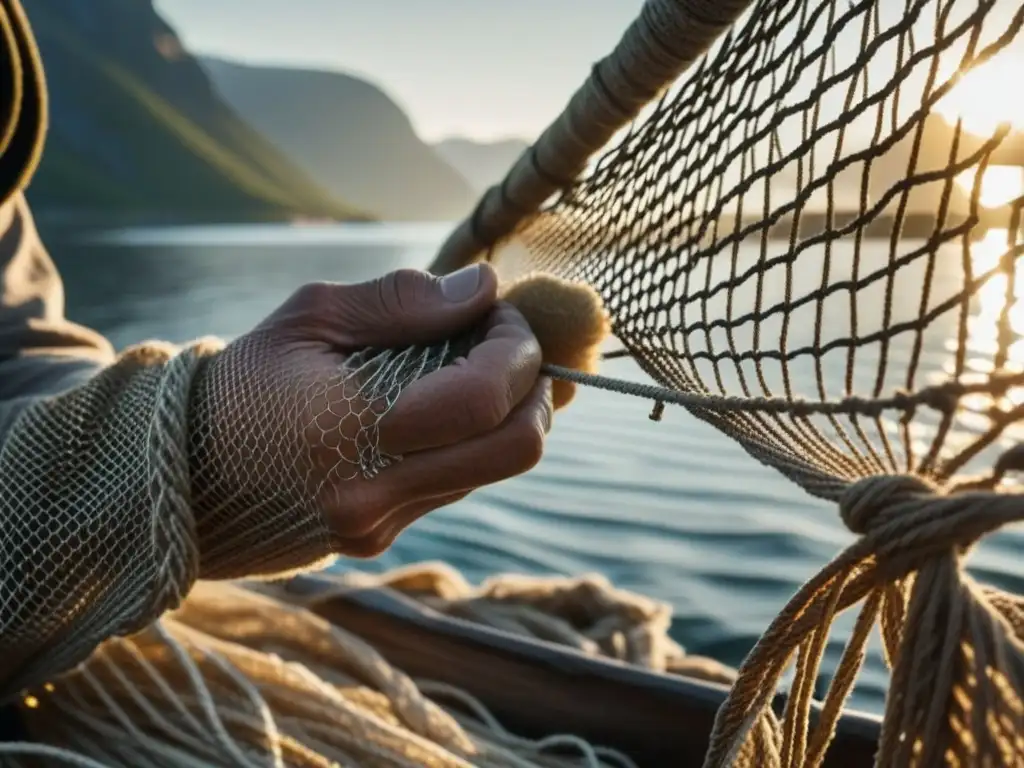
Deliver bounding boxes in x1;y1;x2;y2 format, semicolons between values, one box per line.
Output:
154;0;1024;198
154;0;644;143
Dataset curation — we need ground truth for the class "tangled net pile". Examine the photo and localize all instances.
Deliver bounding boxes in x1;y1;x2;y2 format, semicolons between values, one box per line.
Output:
2;0;1024;765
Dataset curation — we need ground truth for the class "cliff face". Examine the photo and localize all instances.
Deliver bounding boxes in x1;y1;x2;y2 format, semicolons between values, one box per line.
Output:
21;0;358;221
202;57;479;222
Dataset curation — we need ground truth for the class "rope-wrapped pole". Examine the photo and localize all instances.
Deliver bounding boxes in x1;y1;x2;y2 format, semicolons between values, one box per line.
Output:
428;0;754;275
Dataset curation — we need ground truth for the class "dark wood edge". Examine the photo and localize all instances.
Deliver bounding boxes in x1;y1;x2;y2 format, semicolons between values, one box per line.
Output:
278;574;881;767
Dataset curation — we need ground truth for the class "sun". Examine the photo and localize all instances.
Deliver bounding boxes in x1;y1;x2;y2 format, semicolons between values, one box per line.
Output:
935;49;1024;137
935;50;1024;209
956;165;1024;209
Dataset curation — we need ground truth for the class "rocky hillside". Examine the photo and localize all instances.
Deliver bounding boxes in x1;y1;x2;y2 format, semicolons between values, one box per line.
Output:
202;57;479;221
22;0;357;222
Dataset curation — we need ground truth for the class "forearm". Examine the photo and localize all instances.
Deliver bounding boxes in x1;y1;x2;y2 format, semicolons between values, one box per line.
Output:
0;335;222;699
0;0;226;703
0;174;376;711
0;197;331;699
0;195;215;700
0;332;337;701
0;196;121;697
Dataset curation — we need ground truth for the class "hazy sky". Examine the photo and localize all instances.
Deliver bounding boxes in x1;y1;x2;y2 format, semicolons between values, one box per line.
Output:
154;1;644;143
153;0;1023;163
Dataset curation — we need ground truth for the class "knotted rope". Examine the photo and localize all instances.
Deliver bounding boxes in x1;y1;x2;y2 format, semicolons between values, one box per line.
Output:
425;0;1024;756
5;0;1023;763
702;471;1024;767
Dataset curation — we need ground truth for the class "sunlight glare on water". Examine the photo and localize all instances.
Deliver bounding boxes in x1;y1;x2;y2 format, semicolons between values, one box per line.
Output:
956;166;1024;209
960;229;1024;421
935;49;1024;136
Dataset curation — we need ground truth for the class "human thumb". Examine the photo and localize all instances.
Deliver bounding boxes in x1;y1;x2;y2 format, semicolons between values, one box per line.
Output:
313;264;499;349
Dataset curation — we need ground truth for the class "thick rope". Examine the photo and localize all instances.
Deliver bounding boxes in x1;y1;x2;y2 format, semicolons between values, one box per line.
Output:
273;563;738;685
541;345;1024;767
539;361;1013;420
428;0;755;275
417;0;1024;760
701;473;1024;767
2;0;1019;763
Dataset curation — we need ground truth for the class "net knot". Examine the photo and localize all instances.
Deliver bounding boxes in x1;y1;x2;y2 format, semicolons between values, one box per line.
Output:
838;473;937;536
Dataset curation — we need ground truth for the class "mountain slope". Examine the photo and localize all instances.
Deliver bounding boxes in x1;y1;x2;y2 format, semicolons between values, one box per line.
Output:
433;137;530;192
22;0;358;221
201;56;479;221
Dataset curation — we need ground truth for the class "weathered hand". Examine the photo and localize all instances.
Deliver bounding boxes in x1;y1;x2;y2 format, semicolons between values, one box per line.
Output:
189;264;552;577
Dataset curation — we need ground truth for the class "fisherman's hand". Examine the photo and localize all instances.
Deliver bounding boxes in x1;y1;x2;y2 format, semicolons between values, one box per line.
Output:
189;264;552;577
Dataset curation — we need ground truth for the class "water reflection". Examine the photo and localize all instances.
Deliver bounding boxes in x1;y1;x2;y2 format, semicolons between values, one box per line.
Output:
51;224;438;349
959;228;1024;430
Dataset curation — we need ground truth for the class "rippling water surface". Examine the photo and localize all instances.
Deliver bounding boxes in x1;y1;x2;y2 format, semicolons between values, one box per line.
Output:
52;221;1024;716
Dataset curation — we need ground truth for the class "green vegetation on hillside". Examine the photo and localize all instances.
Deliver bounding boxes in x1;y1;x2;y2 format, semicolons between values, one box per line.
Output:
24;2;365;222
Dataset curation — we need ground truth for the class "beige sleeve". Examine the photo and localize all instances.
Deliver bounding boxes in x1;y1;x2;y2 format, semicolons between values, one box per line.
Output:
0;197;341;702
0;336;222;698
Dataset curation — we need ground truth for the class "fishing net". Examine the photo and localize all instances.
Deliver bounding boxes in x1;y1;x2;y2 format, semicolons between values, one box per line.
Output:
5;576;668;768
433;0;1024;764
2;0;1024;766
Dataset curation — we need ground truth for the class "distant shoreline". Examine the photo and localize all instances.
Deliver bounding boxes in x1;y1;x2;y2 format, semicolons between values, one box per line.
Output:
30;207;376;229
32;206;1020;247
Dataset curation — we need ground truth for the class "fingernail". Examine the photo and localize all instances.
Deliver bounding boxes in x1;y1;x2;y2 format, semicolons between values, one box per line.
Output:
441;264;482;302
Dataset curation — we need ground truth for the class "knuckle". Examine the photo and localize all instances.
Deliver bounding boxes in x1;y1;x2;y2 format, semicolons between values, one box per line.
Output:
457;375;510;433
324;484;391;539
376;269;432;318
262;281;335;332
509;418;546;472
293;281;335;313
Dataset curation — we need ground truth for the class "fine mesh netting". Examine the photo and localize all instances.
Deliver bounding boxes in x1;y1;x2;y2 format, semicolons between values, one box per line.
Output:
1;336;645;768
3;0;1024;766
0;332;460;696
508;0;1024;495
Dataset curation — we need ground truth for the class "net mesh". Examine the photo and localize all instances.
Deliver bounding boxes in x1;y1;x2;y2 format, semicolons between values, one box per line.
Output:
2;0;1024;765
0;332;640;768
510;0;1024;496
7;578;654;768
0;329;463;696
188;329;462;580
475;0;1024;764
